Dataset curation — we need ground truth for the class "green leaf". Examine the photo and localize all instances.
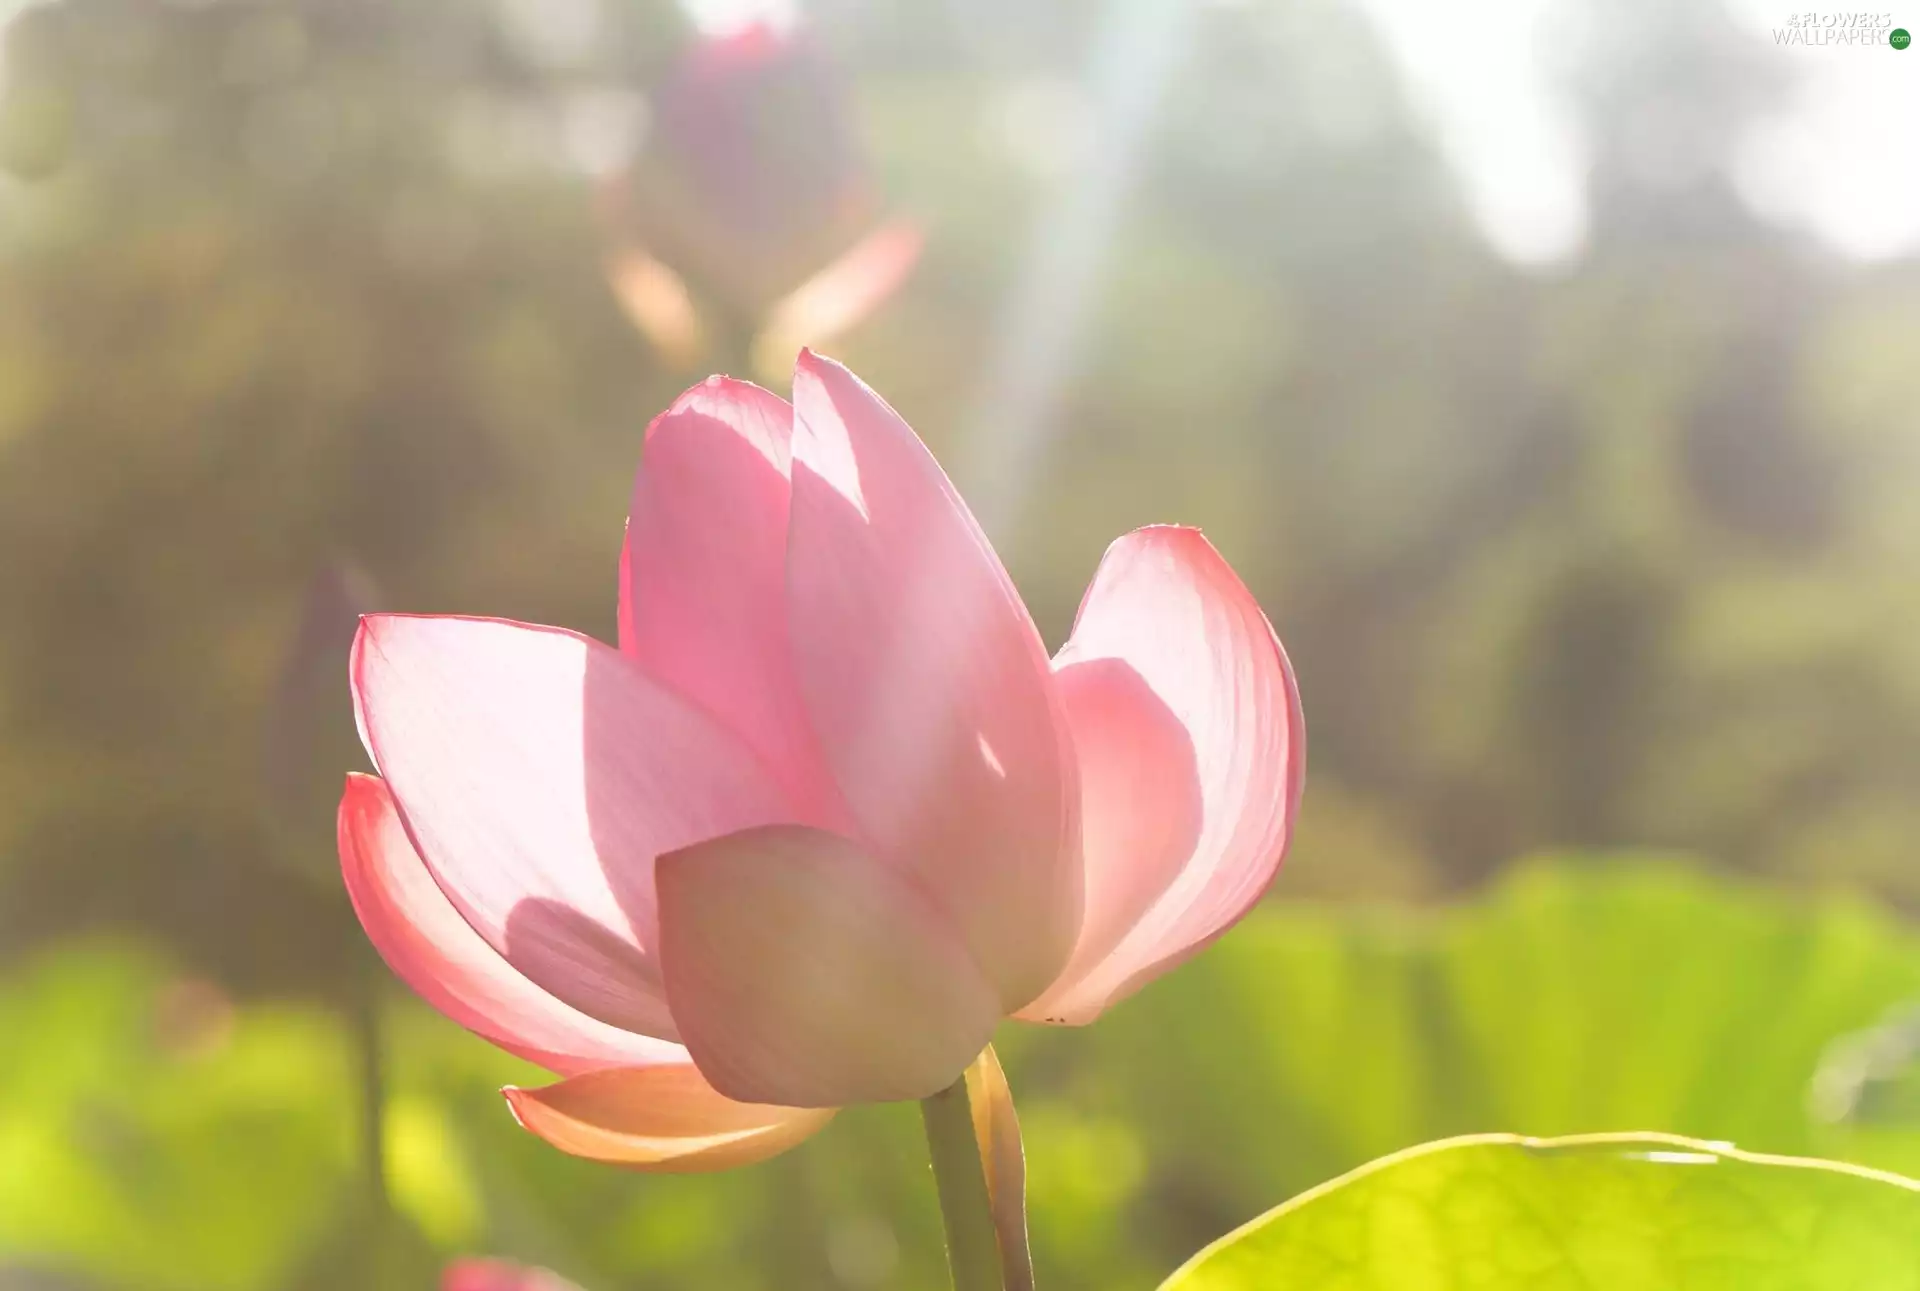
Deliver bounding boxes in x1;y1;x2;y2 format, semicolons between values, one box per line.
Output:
0;940;357;1291
1005;859;1920;1286
1160;1133;1920;1290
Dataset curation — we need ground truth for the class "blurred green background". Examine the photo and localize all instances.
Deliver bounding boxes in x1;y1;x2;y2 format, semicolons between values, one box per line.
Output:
0;0;1917;1287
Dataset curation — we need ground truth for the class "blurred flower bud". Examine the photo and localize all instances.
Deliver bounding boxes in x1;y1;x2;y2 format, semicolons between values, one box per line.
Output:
601;22;919;361
260;562;378;889
442;1259;585;1291
607;23;868;316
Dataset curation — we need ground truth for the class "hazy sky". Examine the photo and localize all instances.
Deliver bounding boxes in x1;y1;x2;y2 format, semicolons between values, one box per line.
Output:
1351;0;1920;265
3;0;1913;266
680;0;1920;267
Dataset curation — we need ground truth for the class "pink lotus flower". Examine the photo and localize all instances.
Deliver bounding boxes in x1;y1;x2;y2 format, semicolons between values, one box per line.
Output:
338;352;1302;1168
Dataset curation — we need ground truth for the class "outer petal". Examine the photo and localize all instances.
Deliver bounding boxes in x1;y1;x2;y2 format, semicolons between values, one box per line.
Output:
620;377;844;824
351;614;795;1039
338;772;685;1076
785;351;1080;1010
1027;658;1204;1007
1017;527;1303;1025
655;824;1001;1107
504;1062;834;1171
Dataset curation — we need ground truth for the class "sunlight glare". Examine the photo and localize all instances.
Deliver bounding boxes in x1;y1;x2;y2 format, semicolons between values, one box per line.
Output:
677;0;799;38
960;0;1196;539
1726;0;1920;260
1346;0;1588;269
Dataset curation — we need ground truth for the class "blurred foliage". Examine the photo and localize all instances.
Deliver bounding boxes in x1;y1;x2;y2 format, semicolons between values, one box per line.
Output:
0;0;1917;1285
1159;1134;1920;1291
0;942;353;1290
0;0;1915;992
1014;858;1920;1287
4;863;1918;1290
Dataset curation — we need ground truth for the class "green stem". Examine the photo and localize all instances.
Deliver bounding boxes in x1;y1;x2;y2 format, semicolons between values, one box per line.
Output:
920;1075;1004;1291
352;959;392;1230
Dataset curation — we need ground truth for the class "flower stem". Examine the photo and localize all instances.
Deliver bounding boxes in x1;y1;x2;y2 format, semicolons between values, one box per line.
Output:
920;1074;1004;1291
351;957;392;1232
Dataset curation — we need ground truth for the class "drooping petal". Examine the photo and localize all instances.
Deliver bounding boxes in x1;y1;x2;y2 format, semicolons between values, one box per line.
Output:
1018;527;1303;1025
655;823;1001;1107
351;614;795;1039
337;772;687;1077
620;377;845;825
504;1062;834;1171
784;351;1080;1010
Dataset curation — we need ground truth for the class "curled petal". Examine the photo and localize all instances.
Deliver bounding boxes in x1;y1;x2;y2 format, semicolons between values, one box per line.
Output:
504;1063;833;1172
621;377;845;825
351;614;794;1039
337;773;685;1076
1019;527;1303;1025
656;824;1002;1107
785;350;1080;1010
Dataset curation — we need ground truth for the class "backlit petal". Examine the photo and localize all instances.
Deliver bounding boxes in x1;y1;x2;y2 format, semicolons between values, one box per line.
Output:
337;772;686;1076
351;614;794;1039
504;1063;834;1171
1018;527;1302;1024
1017;656;1204;1020
656;824;1001;1107
784;351;1079;1010
621;377;844;824
616;520;636;652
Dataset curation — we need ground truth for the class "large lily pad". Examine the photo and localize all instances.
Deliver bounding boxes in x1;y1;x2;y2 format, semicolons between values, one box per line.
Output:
1009;859;1920;1286
1161;1132;1920;1290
